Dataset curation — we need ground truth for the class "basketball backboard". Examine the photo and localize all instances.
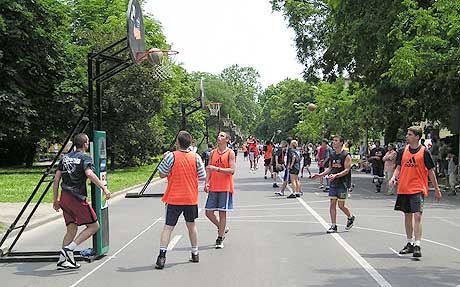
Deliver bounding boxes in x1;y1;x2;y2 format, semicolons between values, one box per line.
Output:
127;0;145;64
200;78;205;109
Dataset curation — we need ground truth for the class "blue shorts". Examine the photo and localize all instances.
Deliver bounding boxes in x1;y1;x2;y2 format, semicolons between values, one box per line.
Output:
283;168;291;183
328;186;348;201
205;192;233;211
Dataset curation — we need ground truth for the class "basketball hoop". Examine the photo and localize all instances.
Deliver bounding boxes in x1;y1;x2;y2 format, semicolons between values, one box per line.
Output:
222;114;232;127
207;102;222;116
138;48;178;80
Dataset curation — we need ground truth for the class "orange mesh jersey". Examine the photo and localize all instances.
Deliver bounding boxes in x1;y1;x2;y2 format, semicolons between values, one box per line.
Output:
208;149;234;193
162;151;199;205
397;145;429;197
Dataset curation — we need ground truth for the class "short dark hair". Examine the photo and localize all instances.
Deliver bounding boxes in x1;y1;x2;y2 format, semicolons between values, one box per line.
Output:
208;142;214;149
408;126;423;138
322;139;328;144
333;135;344;143
73;133;88;148
177;130;192;149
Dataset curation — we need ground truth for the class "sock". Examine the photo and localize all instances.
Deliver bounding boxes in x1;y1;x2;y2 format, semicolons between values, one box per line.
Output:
348;215;353;219
65;241;77;250
59;253;65;262
414;240;421;246
191;246;198;255
407;238;414;245
159;247;167;257
331;224;336;228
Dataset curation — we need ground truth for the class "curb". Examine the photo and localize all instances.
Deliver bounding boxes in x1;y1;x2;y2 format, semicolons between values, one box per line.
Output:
0;177;165;239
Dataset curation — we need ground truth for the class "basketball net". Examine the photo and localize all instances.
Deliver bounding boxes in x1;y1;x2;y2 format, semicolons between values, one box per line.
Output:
222;115;232;127
144;48;178;81
208;102;221;116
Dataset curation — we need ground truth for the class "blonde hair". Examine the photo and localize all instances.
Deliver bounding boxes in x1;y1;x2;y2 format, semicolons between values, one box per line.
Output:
291;140;298;148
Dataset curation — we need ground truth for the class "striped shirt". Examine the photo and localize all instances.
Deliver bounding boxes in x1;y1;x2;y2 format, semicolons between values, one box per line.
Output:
158;151;206;179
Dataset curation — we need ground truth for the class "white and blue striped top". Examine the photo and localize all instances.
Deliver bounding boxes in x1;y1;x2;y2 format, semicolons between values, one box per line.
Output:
158;151;206;180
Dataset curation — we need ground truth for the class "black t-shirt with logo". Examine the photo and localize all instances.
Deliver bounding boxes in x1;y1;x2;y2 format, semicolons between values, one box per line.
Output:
329;150;351;188
58;151;94;200
396;145;435;169
370;147;386;168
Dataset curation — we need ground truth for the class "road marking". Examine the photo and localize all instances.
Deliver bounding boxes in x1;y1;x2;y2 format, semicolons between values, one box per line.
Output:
69;217;162;287
238;202;301;208
278;173;391;285
232;207;305;211
225;214;313;219
225;219;320;224
389;247;402;257
437;217;460;228
297;197;392;287
167;235;182;251
353;226;460;253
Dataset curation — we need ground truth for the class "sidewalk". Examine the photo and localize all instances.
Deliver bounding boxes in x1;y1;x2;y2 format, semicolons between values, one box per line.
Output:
0;181;159;238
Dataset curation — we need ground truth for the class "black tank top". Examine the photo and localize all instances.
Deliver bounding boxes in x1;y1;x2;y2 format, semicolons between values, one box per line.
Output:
330;150;351;188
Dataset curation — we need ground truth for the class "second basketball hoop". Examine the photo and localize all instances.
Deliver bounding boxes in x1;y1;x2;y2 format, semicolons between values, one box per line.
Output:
207;102;222;117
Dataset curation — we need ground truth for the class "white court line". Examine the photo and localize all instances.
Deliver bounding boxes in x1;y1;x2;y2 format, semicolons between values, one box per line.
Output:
232;207;305;211
69;217;162;287
283;174;392;287
297;197;392;287
222;214;313;219
353;226;460;253
388;247;402;257
437;217;460;228
238;202;302;208
226;219;320;224
167;235;182;251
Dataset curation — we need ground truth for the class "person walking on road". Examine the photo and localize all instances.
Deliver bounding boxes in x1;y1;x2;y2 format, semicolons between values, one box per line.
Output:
383;143;397;195
263;140;274;180
287;140;302;198
311;135;355;233
53;133;112;270
369;140;386;192
205;131;236;249
155;131;206;269
389;126;442;258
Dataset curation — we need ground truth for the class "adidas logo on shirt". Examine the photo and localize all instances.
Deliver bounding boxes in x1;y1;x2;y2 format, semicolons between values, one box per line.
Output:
405;156;416;167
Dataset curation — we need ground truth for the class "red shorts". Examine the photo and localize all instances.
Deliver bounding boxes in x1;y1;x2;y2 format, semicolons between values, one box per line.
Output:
60;191;97;226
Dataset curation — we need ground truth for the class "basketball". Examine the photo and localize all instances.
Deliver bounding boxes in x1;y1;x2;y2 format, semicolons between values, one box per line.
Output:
307;103;317;112
147;48;163;65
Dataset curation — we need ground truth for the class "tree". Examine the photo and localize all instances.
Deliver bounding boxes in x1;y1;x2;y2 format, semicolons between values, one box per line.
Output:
0;0;76;166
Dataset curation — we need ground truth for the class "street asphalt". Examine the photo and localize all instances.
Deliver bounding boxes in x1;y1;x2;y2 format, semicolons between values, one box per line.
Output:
1;155;460;287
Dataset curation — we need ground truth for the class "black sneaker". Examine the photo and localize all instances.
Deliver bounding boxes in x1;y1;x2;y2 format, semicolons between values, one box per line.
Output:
287;193;297;199
399;243;414;254
215;237;224;249
274;191;284;196
264;175;267;179
413;245;422;258
61;247;76;266
345;215;355;230
155;255;166;269
295;193;301;197
189;253;199;263
326;225;337;233
272;183;279;188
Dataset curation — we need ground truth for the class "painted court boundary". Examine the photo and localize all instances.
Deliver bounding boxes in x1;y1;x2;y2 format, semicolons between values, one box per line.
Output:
69;217;162;287
297;197;392;287
279;172;392;287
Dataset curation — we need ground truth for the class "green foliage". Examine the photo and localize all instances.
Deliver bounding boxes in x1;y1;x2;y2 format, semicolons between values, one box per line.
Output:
272;0;460;142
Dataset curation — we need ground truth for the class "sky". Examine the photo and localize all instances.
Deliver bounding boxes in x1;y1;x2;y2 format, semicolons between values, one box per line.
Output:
143;0;305;87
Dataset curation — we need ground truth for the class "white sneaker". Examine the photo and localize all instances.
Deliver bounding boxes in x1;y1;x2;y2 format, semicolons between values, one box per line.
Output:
61;247;76;266
57;259;80;270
